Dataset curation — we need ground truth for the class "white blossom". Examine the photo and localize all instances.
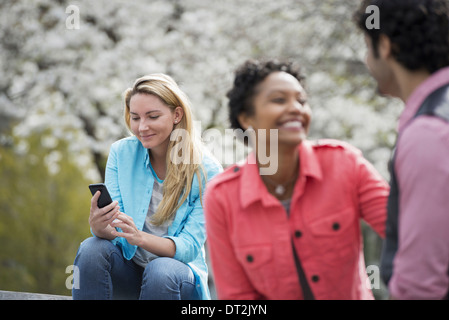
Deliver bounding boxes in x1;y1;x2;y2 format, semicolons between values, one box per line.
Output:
1;0;400;179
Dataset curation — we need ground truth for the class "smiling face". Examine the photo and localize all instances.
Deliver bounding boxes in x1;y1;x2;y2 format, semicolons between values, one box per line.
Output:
238;71;311;148
129;93;182;153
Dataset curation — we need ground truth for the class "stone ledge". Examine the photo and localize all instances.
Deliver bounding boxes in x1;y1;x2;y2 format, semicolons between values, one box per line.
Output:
0;290;72;300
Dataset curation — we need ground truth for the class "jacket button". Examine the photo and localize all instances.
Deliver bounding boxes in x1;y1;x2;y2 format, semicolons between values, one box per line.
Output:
246;254;254;263
233;166;240;172
294;230;302;238
332;222;340;231
311;275;320;282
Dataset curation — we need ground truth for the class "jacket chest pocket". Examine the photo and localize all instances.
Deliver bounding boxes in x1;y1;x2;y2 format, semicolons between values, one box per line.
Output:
307;209;358;264
235;245;275;296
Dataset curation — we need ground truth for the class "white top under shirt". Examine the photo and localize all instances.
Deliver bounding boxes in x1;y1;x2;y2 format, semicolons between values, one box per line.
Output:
132;175;172;268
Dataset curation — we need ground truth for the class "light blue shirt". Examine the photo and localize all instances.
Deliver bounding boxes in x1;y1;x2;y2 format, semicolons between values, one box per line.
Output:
103;136;222;299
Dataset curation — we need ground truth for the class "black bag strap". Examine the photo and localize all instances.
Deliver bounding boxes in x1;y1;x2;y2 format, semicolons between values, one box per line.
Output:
291;241;315;300
415;84;449;121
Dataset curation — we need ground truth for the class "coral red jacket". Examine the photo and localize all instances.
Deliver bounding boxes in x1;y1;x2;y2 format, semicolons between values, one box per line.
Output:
204;139;389;300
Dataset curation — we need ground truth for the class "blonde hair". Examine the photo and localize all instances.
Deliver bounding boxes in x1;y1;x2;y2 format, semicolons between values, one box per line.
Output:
124;74;205;226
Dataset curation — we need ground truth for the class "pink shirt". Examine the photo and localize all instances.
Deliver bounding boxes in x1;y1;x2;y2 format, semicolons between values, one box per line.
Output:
204;140;389;300
389;66;449;299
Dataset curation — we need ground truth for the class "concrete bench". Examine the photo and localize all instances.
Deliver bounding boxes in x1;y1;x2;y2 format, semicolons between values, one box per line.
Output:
0;290;72;300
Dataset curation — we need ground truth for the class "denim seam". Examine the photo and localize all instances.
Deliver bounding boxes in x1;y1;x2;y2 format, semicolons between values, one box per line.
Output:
106;249;125;300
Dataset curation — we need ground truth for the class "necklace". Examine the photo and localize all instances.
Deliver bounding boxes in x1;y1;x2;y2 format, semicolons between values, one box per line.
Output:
262;175;297;196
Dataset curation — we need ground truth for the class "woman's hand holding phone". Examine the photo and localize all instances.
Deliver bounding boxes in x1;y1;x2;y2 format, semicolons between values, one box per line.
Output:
89;191;121;240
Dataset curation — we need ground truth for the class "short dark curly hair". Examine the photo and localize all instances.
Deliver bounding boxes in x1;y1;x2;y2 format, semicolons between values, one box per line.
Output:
227;59;305;131
353;0;449;74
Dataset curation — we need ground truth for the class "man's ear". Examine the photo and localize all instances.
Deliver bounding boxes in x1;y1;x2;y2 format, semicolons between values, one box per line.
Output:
378;34;392;60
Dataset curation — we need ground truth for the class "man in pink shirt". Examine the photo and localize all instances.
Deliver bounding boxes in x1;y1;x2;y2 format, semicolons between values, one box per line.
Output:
354;0;449;299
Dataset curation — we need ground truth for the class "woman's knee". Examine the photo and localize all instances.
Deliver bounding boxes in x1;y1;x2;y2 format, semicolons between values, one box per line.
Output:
75;237;118;264
143;257;194;286
140;258;197;299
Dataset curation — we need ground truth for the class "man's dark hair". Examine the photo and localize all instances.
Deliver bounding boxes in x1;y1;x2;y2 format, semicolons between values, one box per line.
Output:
354;0;449;74
227;59;305;131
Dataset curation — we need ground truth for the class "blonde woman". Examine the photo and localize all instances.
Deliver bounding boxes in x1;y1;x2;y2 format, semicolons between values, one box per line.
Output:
73;74;222;300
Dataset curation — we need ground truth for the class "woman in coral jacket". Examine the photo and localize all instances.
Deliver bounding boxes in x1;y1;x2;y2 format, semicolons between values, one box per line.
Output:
204;59;389;300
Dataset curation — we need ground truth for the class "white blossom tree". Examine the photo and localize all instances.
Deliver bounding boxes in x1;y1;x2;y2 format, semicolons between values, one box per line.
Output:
1;0;401;178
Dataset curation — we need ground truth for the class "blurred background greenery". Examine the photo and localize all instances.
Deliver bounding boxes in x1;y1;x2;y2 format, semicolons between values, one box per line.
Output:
0;131;91;294
0;0;401;298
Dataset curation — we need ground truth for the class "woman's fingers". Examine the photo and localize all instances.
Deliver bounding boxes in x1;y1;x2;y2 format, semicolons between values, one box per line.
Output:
111;221;131;233
90;190;118;217
102;207;120;223
100;200;119;215
115;212;134;225
111;213;135;232
90;191;101;209
110;213;143;247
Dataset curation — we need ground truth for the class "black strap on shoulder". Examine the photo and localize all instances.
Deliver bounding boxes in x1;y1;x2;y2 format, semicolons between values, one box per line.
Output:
415;85;449;121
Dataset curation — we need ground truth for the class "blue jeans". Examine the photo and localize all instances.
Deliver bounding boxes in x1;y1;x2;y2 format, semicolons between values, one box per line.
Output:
72;237;199;300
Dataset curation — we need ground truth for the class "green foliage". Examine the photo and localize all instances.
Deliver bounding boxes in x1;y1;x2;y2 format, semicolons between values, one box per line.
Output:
0;133;92;295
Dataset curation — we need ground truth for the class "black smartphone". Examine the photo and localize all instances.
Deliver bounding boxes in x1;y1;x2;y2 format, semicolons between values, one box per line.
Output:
89;183;113;208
